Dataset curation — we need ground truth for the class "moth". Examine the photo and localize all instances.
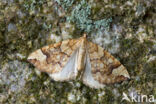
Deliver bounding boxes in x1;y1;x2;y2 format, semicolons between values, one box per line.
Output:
27;34;130;89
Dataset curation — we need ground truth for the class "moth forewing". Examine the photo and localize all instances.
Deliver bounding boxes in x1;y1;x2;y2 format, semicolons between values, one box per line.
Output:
49;49;79;81
86;41;130;85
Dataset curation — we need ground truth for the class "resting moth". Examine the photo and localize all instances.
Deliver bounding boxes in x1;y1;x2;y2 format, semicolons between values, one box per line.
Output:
27;34;130;89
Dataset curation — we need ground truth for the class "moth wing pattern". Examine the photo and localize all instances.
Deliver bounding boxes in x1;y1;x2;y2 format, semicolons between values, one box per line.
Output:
49;48;79;81
27;34;130;88
82;51;105;89
28;38;81;81
82;41;130;88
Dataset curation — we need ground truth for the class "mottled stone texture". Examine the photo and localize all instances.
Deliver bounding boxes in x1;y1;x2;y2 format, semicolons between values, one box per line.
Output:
0;0;155;103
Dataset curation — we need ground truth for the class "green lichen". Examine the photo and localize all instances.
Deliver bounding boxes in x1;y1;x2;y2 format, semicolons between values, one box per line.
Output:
55;0;75;11
23;0;45;11
56;0;112;33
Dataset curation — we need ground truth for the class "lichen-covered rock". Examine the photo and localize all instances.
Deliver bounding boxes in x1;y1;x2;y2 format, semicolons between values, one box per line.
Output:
0;0;155;103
